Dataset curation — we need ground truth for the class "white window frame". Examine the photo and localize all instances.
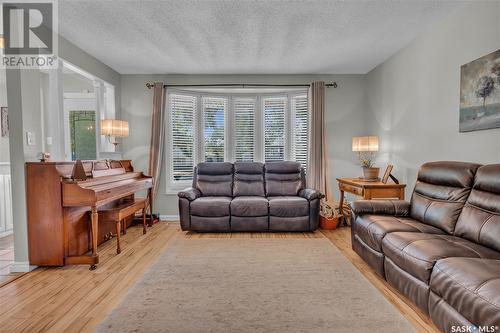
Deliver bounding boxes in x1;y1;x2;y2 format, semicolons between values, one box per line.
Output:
166;89;199;192
165;89;308;193
290;92;309;170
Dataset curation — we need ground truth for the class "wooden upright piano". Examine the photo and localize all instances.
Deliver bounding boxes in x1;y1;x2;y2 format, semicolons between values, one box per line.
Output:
26;160;153;269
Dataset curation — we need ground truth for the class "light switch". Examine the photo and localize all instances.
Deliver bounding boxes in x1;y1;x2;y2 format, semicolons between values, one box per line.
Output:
26;131;35;146
46;136;53;145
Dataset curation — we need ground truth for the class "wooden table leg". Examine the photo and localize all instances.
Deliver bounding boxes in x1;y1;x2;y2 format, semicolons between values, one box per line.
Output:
142;207;147;234
338;188;345;227
116;220;121;254
148;188;153;225
90;206;99;270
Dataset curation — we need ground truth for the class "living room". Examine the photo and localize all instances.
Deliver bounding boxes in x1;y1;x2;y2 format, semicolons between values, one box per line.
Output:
0;0;499;332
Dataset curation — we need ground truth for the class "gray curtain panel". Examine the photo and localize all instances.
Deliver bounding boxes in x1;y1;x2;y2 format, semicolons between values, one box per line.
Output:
148;82;166;203
306;81;331;200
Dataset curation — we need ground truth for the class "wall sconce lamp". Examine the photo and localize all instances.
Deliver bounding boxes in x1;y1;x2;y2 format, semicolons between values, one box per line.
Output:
101;119;129;146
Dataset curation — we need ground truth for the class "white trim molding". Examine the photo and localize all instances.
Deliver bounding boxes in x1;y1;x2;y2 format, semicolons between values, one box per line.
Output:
160;215;179;221
10;261;37;273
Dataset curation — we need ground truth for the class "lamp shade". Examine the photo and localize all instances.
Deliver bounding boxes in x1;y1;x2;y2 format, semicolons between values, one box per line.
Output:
101;119;129;137
352;136;379;152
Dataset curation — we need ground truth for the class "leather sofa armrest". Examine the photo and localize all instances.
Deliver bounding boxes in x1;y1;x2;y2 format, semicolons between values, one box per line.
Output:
178;187;201;201
349;200;410;217
299;188;324;201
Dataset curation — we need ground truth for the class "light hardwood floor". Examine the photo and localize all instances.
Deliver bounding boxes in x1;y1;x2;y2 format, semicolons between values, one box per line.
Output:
0;222;178;333
0;234;24;287
0;223;438;333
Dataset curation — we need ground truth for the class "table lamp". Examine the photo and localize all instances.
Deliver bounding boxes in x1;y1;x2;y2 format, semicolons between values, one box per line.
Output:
352;136;379;180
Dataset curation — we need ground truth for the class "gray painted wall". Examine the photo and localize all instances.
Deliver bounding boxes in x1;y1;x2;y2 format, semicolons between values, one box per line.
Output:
365;1;500;199
121;74;367;216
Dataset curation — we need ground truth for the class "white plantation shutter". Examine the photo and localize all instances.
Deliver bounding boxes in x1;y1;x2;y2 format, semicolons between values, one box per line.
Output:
166;90;309;191
292;95;308;170
263;97;287;162
169;93;196;182
202;96;227;162
234;97;255;162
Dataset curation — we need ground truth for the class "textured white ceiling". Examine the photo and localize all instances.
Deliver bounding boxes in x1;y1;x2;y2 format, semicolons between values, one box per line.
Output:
58;0;460;74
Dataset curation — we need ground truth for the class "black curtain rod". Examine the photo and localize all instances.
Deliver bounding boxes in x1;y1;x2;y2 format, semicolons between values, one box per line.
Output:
145;82;338;89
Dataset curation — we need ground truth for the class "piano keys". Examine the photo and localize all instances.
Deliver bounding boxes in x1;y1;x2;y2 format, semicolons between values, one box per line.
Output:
26;160;153;269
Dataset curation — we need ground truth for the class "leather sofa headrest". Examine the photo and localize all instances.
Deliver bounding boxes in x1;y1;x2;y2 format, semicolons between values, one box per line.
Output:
417;161;481;188
473;164;500;194
196;162;233;175
234;162;264;174
265;161;301;174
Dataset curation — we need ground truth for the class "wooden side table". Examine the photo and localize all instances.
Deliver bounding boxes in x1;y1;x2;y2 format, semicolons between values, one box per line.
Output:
337;178;406;226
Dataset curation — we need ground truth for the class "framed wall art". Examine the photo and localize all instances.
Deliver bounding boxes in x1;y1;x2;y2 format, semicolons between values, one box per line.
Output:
460;49;500;132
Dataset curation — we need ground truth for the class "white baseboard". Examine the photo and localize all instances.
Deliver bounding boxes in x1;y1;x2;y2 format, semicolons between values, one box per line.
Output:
10;261;37;273
160;214;179;221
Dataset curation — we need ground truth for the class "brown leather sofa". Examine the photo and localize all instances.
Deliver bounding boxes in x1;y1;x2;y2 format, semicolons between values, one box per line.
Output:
350;162;500;332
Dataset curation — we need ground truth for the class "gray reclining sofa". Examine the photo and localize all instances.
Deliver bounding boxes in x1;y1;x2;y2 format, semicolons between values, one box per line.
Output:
178;161;321;232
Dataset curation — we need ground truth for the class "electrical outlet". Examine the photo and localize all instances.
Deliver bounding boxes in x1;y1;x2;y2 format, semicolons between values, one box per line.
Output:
46;136;53;145
26;131;35;146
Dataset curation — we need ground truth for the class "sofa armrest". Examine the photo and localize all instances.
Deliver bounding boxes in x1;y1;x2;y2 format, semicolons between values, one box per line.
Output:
349;200;410;217
299;188;324;201
177;187;201;201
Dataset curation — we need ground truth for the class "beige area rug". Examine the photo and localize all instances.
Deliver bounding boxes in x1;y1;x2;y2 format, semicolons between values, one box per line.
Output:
96;233;416;333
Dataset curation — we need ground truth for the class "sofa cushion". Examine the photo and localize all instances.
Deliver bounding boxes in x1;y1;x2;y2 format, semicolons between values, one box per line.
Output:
269;216;310;231
233;162;265;197
268;196;308;217
194;162;233;197
430;257;500;326
190;197;231;217
231;216;268;231
409;161;480;234
231;196;268;217
381;232;500;283
265;161;304;196
454;164;500;252
191;216;230;232
353;215;445;252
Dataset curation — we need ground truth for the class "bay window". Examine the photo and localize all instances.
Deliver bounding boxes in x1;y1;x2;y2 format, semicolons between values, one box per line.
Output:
166;89;308;192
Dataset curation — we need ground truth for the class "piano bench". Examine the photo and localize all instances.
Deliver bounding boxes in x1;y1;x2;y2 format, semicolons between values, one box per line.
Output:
98;198;148;254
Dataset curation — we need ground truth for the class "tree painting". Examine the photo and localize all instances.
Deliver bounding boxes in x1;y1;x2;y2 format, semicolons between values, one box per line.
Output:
459;49;500;132
475;75;495;107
